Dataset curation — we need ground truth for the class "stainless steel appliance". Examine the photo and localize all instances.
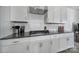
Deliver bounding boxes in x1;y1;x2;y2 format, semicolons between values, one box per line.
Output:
12;26;20;35
12;26;25;36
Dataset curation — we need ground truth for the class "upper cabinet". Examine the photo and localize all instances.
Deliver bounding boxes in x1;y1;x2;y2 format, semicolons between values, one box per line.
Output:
10;6;28;22
54;7;61;23
45;6;67;23
60;7;67;23
46;7;54;23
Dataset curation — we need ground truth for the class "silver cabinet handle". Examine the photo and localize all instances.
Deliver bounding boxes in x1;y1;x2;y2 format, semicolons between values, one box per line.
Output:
50;41;53;45
27;45;29;51
39;43;43;48
67;38;69;41
13;41;19;43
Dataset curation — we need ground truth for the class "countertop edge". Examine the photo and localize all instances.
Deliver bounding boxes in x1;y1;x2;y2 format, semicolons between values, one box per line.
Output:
0;32;74;40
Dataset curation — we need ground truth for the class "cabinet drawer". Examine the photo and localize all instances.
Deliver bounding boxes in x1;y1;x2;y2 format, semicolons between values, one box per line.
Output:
51;34;59;39
30;35;50;41
0;39;20;47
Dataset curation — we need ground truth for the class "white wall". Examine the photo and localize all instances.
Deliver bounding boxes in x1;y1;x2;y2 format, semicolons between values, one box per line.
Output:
0;6;12;38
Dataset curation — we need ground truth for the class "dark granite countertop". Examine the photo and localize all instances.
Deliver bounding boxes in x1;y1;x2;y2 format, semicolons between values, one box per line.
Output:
0;32;73;40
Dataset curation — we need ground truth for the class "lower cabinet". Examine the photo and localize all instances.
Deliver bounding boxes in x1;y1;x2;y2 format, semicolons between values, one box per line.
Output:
60;36;67;51
29;39;40;53
50;36;60;53
66;36;74;48
30;36;51;53
1;38;31;53
59;33;74;51
2;42;27;53
39;39;51;53
0;33;74;53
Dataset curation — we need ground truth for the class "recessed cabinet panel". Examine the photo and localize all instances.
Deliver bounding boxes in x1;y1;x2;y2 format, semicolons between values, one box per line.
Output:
66;33;74;48
29;40;40;53
66;37;74;48
50;35;60;53
54;7;61;23
30;36;50;53
2;42;27;53
59;34;67;51
10;6;28;21
46;6;67;23
60;7;67;23
50;38;60;53
47;6;54;23
39;39;51;53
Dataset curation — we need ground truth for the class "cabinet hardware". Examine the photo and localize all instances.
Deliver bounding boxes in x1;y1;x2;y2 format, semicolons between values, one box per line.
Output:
67;38;69;41
27;45;29;51
50;41;53;45
13;41;19;43
39;43;43;48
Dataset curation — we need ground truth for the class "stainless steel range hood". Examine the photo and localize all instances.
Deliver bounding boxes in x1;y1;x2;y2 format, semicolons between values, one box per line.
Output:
29;6;48;15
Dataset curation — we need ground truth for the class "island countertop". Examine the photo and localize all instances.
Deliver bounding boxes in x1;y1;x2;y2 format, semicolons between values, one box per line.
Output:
0;32;73;40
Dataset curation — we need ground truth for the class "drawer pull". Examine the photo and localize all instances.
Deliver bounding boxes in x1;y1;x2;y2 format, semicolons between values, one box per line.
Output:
39;43;42;48
67;38;69;41
27;45;29;51
50;41;53;45
13;41;19;43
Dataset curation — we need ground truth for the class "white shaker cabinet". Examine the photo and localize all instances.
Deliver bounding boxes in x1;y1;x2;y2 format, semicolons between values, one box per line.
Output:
47;6;61;23
10;6;28;21
47;6;54;23
59;34;68;51
59;33;74;51
0;33;74;53
66;33;74;48
30;36;50;53
29;38;40;53
50;35;60;53
1;42;27;53
38;36;50;53
67;37;74;48
1;38;30;53
54;7;61;23
46;6;68;23
39;39;51;53
60;7;67;23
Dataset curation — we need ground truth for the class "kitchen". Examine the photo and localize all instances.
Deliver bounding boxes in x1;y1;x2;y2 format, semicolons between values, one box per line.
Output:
0;6;78;53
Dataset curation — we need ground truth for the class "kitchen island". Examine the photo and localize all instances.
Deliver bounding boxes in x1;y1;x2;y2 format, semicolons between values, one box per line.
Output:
0;32;74;53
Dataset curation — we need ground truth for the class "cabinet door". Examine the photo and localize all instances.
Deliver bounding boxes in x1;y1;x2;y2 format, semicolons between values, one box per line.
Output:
2;42;27;53
54;7;61;23
39;39;51;53
50;37;60;53
29;40;40;53
47;6;54;23
65;33;74;48
30;36;50;53
60;7;67;23
60;36;67;51
67;37;74;48
11;6;28;21
47;7;61;23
